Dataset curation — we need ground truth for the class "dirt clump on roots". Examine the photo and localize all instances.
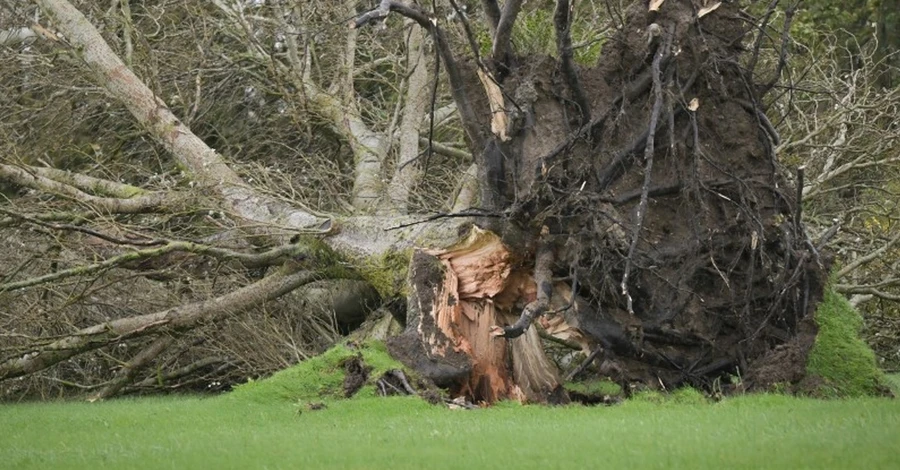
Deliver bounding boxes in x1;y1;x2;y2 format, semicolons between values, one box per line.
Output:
342;355;372;398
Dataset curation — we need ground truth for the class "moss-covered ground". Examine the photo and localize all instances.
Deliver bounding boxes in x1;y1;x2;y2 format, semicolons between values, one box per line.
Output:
228;341;404;403
807;287;887;396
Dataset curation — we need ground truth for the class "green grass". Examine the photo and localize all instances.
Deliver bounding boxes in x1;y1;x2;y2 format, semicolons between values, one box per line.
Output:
2;393;898;469
2;336;896;470
807;288;886;396
564;378;623;397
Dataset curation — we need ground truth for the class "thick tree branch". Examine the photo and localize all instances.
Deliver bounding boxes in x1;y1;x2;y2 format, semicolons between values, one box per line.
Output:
0;27;37;46
34;0;326;234
270;3;387;213
491;0;524;73
0;240;313;293
480;0;501;34
383;24;430;214
0;163;171;213
33;0;238;187
23;165;149;199
554;0;591;124
0;267;318;381
354;1;483;151
834;286;900;301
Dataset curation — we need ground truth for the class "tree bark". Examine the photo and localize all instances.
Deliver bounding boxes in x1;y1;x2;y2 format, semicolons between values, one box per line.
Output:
0;267;317;381
383;24;430;214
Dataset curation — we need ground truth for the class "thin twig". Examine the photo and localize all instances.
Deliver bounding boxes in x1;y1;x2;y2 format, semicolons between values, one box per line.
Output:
621;28;670;314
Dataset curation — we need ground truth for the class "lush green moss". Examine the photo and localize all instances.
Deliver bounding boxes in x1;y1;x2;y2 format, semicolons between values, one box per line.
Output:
564;379;623;397
884;373;900;396
229;341;407;403
356;249;412;299
669;386;709;404
807;288;886;397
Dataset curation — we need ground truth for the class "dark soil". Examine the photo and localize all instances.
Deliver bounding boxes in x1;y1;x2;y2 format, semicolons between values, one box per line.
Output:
341;355;371;398
470;1;824;394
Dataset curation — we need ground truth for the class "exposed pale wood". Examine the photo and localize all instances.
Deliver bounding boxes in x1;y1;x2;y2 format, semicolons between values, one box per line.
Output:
477;69;510;141
414;227;563;402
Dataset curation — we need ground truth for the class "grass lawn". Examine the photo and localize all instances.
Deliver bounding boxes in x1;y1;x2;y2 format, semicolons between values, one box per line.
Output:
2;391;899;470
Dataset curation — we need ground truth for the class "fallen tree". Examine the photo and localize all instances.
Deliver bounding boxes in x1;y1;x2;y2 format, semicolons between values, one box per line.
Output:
1;0;829;402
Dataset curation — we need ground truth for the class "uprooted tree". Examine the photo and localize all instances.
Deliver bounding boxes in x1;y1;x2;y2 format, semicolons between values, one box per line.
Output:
1;0;835;402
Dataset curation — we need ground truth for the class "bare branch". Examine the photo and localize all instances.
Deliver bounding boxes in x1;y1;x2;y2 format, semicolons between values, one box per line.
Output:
0;163;170;213
21;165;148;199
554;0;591;124
91;335;175;400
0;267;318;381
0;207;165;246
129;356;230;390
491;0;524;73
449;0;486;65
417;137;472;160
353;1;483;150
834;285;900;302
0;240;313;293
759;0;797;96
836;231;900;279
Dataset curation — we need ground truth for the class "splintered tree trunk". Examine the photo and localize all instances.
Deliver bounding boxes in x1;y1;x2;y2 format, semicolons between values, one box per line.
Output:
368;0;825;403
387;228;571;403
